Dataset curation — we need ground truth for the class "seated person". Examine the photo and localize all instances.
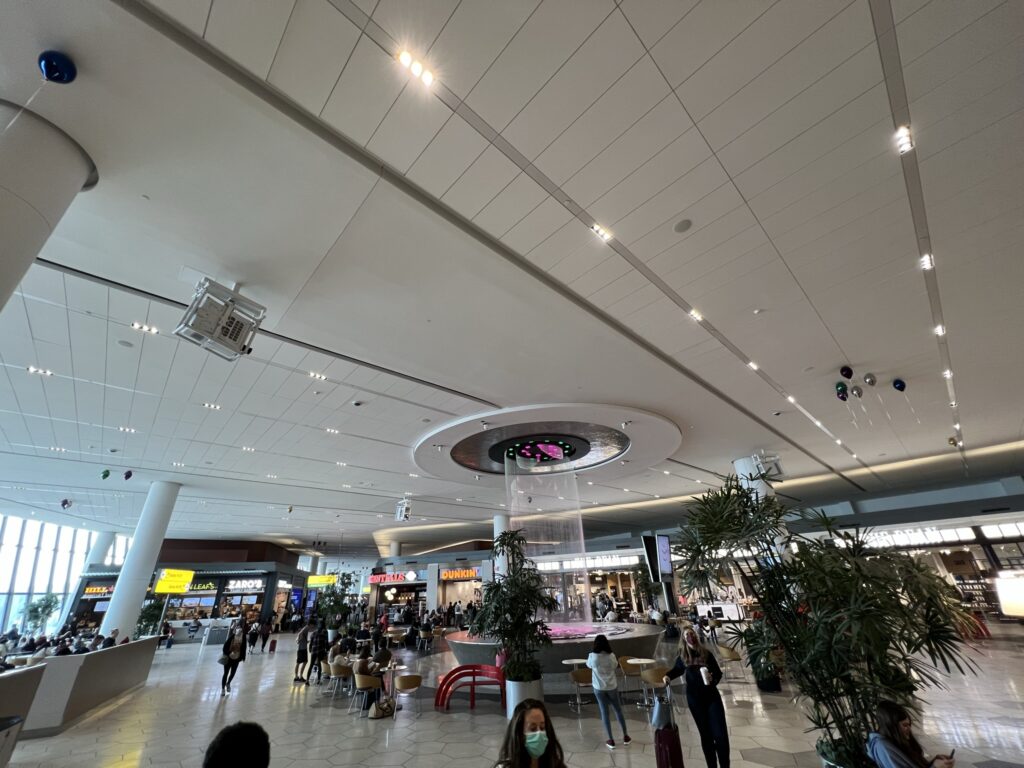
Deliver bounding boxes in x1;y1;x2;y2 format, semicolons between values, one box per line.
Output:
868;700;954;768
53;638;74;656
340;628;358;654
372;644;392;669
404;623;419;648
355;623;371;643
327;637;345;663
101;629;119;648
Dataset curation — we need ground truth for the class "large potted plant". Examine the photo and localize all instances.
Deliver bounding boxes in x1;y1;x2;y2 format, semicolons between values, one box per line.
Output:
317;572;356;640
470;529;558;718
673;476;975;768
22;593;61;635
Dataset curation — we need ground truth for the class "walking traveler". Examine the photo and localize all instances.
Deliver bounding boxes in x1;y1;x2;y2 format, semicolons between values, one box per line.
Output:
586;634;632;749
308;621;328;685
220;627;246;695
494;698;567;768
868;700;955;768
293;619;313;682
259;620;272;652
663;627;729;768
246;622;259;653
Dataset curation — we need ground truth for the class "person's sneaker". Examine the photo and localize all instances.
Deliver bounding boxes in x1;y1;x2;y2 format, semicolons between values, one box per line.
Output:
623;736;632;746
220;688;226;696
226;684;231;692
606;740;616;750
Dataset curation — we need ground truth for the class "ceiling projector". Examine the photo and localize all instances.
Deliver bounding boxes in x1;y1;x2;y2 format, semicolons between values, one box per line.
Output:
174;278;266;361
395;498;412;522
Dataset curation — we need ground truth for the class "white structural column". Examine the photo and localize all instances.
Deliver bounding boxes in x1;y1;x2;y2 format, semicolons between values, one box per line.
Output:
0;102;95;311
309;556;320;575
732;457;774;497
316;559;327;575
492;514;510;579
57;531;115;628
101;481;180;637
388;541;400;558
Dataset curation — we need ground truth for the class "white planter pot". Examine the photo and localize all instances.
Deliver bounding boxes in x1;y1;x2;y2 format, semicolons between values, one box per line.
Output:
328;628;339;642
505;679;544;719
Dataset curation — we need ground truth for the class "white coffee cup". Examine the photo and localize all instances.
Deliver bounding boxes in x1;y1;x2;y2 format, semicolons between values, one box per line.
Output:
700;666;712;685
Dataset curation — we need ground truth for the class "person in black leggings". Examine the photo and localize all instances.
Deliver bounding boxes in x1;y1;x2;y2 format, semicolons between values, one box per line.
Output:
663;627;729;768
221;627;247;695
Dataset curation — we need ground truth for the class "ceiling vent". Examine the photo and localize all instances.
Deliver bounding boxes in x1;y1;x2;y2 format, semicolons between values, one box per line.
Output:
174;278;266;361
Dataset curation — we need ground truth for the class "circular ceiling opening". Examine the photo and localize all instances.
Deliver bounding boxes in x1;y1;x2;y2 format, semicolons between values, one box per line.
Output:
452;421;629;475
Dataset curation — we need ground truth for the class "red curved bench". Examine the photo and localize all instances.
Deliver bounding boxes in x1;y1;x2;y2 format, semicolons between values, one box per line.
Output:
434;664;506;711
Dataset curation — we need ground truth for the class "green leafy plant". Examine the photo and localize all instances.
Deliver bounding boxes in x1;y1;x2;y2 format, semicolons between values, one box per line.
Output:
673;476;976;768
317;572;356;629
470;529;558;682
135;599;165;639
22;593;62;634
631;561;656;609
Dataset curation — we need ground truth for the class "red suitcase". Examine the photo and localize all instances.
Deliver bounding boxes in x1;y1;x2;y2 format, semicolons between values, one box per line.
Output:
654;688;685;768
268;638;277;654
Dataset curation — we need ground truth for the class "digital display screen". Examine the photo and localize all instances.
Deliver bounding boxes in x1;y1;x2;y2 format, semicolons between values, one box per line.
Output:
94;601;110;612
242;595;258;605
168;598;183;608
199;597;216;607
182;597;200;607
229;596;242;606
656;535;673;583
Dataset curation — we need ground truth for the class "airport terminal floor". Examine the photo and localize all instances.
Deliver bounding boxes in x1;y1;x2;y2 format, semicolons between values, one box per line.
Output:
10;629;1024;768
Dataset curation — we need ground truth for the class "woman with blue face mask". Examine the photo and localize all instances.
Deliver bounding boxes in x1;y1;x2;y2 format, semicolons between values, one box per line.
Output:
494;699;566;768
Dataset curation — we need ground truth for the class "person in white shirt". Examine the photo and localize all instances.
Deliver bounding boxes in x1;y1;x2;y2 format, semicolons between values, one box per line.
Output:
648;606;663;624
603;609;619;622
585;634;632;750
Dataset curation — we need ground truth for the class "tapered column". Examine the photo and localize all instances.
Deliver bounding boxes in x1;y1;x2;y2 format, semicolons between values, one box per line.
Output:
492;514;510;579
101;481;180;638
388;541;400;558
733;456;774;497
0;102;95;311
309;555;320;574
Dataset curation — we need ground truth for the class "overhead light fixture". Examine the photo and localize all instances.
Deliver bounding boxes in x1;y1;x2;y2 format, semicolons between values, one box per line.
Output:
747;361;759;371
118;426;136;433
342;484;352;489
336;461;346;467
957;440;964;448
590;223;612;241
920;254;934;270
949;400;957;408
421;70;434;86
172;462;185;467
953;422;960;430
308;372;327;381
408;473;419;478
663;470;670;475
851;454;857;459
835;439;842;445
131;322;159;334
410;60;422;77
455;498;462;502
398;50;412;67
266;474;277;479
587;481;594;486
934;324;946;336
203;403;221;410
50;446;66;452
942;369;953;379
622;488;629;493
815;420;822;427
27;366;54;376
325;427;339;434
895;125;914;154
241;446;255;452
688;308;703;322
787;395;796;404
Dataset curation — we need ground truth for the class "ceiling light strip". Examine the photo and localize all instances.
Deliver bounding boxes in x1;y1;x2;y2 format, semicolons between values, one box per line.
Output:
869;0;966;466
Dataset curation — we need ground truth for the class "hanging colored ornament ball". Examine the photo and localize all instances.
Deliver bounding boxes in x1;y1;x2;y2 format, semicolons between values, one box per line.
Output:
892;378;906;392
851;385;863;398
101;469;110;479
840;365;853;380
863;372;877;386
37;50;77;84
837;391;848;401
835;381;848;395
123;470;133;480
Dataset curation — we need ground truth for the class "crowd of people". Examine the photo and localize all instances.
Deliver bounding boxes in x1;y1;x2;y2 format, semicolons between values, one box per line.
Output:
0;623;126;669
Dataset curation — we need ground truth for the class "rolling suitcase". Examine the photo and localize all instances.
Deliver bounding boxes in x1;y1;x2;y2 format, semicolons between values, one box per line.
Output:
268;638;277;653
653;687;685;768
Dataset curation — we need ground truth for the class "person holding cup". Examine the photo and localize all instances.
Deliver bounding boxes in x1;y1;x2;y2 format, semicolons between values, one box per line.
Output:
663;627;729;768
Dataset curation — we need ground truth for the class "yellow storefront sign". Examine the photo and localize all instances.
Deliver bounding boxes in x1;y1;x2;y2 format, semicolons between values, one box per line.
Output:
307;574;337;588
154;568;195;594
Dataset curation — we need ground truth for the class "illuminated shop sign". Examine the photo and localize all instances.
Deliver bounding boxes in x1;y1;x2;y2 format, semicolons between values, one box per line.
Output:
225;578;265;592
154;568;195;594
536;554;641;572
187;582;218;592
368;570;422;585
441;567;480;581
307;575;336;588
84;584;114;596
277;580;293;589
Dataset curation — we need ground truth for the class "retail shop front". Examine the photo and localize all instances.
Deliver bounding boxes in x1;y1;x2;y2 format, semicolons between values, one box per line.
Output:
217;576;267;623
73;580;116;627
163;578;220;621
536;552;642;616
369;569;427;621
438;565;483;608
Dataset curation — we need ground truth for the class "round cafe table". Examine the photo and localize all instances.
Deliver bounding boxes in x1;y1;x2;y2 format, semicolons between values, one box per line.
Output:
561;658;591;710
625;657;657;708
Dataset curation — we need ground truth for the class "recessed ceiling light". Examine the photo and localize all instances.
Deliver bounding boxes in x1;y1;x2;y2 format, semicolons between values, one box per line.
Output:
410;60;423;77
942;369;953;379
131;321;159;334
325;427;339;434
27;366;54;376
590;223;612;241
558;496;565;500
663;470;670;475
752;308;764;315
118;426;136;433
266;474;277;479
421;70;433;86
336;461;346;467
835;439;842;445
654;494;661;499
408;473;419;478
308;372;327;381
695;479;702;484
587;481;594;486
786;396;796;404
342;484;352;489
50;446;66;452
953;423;960;430
673;218;692;234
398;50;412;67
934;324;946;336
242;446;255;452
957;440;964;448
895;125;913;154
747;361;759;371
815;420;822;427
851;454;857;459
500;503;506;507
920;254;934;270
622;488;629;493
203;403;221;410
688;308;703;322
455;498;462;502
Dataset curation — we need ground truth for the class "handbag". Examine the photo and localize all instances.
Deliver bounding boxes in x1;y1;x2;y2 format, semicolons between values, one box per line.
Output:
217;654;228;665
369;697;394;719
652;686;675;730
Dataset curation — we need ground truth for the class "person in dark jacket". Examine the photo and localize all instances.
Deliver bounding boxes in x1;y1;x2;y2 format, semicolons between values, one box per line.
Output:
663;627;729;768
259;620;272;652
308;622;328;685
100;629;119;648
221;626;246;695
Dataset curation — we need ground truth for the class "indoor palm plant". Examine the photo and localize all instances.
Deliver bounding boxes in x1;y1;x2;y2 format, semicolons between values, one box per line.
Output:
23;593;62;635
470;529;558;717
317;572;356;639
673;476;976;768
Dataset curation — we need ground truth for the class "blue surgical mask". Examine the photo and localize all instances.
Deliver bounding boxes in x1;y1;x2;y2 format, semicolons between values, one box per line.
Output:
525;731;548;758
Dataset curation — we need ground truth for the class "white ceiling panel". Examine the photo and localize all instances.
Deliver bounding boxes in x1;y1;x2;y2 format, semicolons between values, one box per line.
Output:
650;0;773;89
501;12;644;161
533;57;670;186
465;0;614;130
895;0;1005;65
425;0;539;98
366;85;452;173
523;219;595;272
501;196;575;256
147;0;212;36
370;0;460;59
617;0;699;49
320;36;406;146
561;96;692;207
203;0;296;78
567;255;633;300
267;0;361;114
634;183;746;265
441;145;520;219
472;172;549;238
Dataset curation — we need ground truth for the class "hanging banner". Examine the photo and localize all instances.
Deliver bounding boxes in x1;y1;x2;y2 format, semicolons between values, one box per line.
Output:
307;574;337;588
154;568;195;594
